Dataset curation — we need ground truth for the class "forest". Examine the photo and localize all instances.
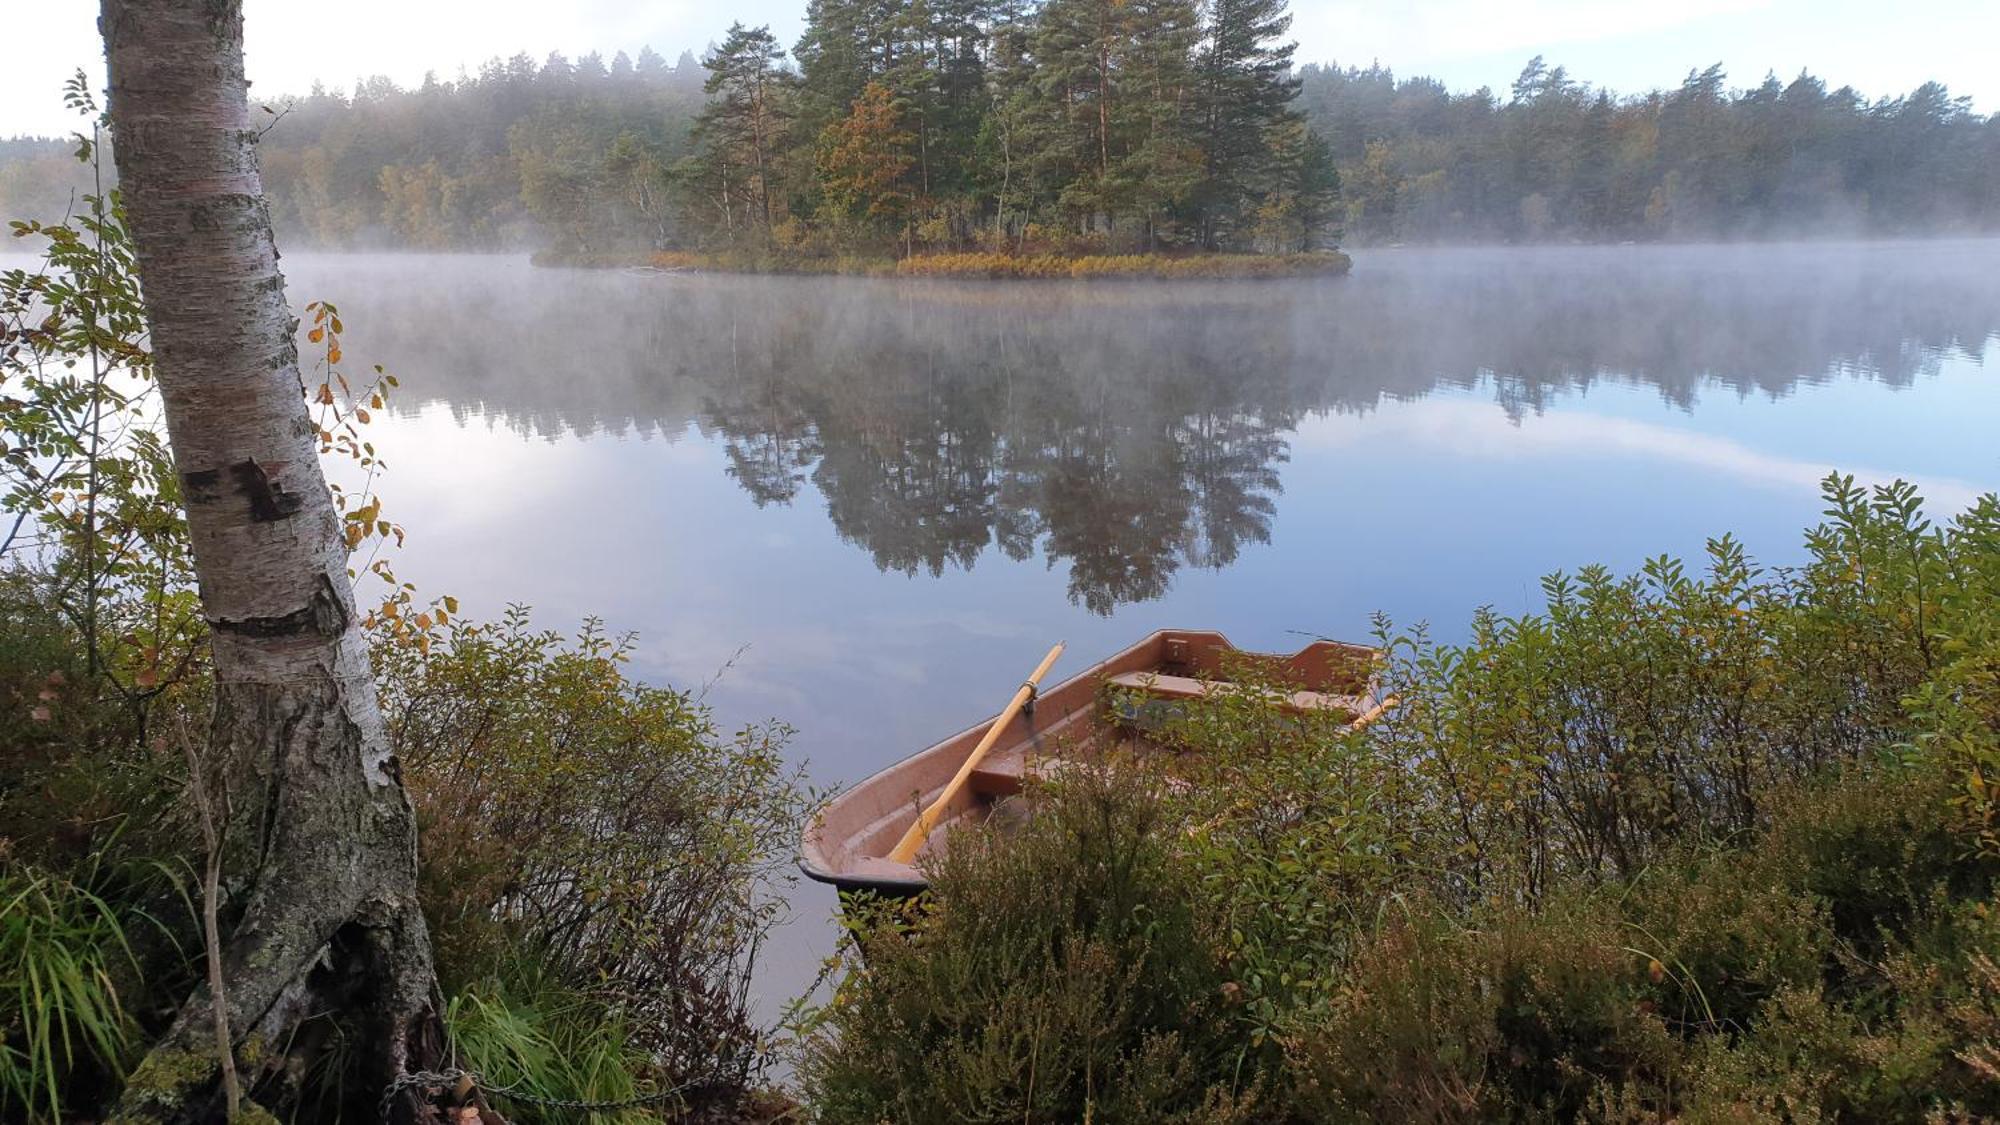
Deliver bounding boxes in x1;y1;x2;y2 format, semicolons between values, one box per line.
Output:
3;0;1996;258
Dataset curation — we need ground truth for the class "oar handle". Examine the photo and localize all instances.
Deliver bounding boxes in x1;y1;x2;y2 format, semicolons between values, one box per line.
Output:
889;641;1066;864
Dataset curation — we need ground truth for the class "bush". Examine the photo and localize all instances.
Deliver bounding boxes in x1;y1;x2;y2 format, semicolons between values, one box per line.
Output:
1279;762;1998;1121
895;251;1355;280
802;476;2000;1122
531;247;1357;280
801;769;1254;1124
1286;898;1679;1122
378;608;818;1096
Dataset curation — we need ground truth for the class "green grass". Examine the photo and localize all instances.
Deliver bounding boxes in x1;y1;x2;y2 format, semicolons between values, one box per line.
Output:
444;967;662;1124
0;862;149;1120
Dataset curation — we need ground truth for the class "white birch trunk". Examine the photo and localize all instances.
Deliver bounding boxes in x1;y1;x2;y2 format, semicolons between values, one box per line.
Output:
100;2;441;1120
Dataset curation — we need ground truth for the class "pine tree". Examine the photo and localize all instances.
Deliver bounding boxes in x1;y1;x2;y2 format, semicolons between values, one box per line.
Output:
1114;0;1203;247
1019;0;1128;232
795;0;873;139
1191;0;1300;248
689;23;793;240
1254;117;1340;251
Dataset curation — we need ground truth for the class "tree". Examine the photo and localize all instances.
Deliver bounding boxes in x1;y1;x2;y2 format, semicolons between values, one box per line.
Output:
1018;0;1128;231
1254;117;1340;251
100;1;441;1120
1112;0;1203;248
794;0;874;139
1190;0;1299;248
687;24;793;241
818;81;919;248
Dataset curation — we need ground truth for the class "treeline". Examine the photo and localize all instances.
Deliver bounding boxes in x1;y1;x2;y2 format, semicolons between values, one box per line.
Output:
1308;59;2000;242
5;27;1997;251
687;0;1328;257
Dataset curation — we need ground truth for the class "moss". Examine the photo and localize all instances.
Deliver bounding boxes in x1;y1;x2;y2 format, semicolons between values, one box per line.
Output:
108;1047;215;1117
110;1042;286;1123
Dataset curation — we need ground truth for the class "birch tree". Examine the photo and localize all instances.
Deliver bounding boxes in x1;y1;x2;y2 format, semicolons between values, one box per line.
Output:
100;1;441;1119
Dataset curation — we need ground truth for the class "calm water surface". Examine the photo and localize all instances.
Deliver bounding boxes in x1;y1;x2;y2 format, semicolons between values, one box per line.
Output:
284;241;2000;1008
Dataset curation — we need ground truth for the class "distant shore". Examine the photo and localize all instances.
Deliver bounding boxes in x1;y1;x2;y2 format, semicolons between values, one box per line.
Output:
531;248;1355;281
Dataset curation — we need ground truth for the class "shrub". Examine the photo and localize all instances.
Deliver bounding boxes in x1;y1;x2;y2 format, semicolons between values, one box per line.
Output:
895;251;1355;280
536;247;1357;280
1904;493;2000;849
801;769;1254;1124
378;608;819;1096
801;476;2000;1122
1361;479;1964;903
1286;898;1681;1122
1284;759;1999;1121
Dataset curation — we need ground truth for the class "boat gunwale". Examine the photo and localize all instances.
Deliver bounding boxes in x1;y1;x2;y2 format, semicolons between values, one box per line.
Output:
798;628;1380;895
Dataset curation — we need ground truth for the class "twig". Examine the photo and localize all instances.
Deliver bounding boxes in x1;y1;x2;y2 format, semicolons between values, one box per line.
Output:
174;709;242;1119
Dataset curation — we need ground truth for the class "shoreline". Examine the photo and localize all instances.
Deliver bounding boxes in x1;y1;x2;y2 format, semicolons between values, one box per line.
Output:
530;248;1356;281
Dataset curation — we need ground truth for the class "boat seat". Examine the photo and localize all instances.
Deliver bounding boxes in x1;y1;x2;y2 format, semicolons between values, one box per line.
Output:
969;750;1028;797
1105;671;1363;718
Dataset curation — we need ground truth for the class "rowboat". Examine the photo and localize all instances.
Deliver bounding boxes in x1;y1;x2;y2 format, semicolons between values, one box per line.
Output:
799;629;1387;895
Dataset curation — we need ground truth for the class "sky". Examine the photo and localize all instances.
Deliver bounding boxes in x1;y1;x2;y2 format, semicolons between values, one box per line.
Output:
4;0;1996;138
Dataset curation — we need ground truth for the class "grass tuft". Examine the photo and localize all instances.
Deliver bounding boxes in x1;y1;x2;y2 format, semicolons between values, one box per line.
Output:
0;862;148;1120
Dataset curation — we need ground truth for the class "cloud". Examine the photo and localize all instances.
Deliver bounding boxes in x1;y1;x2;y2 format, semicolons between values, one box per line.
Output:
1294;395;1987;515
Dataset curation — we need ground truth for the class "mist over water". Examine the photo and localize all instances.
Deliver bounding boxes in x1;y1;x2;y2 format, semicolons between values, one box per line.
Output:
283;240;1999;1010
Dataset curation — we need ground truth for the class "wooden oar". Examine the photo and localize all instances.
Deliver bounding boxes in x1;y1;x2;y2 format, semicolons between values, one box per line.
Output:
889;641;1066;864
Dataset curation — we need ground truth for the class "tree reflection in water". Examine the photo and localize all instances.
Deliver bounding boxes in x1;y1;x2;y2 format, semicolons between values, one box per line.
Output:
296;243;2000;614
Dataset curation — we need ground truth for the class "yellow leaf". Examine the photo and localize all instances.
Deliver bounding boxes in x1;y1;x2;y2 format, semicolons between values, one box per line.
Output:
307;327;324;343
356;408;370;423
134;667;159;689
328;345;343;364
316;383;334;405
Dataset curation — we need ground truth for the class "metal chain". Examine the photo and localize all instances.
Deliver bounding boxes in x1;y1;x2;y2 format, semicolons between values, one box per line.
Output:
381;1066;695;1121
380;1068;475;1121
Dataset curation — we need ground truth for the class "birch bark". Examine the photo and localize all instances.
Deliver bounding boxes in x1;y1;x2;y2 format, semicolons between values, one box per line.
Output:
101;1;441;1119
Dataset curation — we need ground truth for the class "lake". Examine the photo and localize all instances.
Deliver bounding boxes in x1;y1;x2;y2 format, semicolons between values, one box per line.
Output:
283;240;2000;1012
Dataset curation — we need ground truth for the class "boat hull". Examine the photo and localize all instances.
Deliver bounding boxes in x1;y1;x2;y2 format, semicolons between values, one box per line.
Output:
799;629;1381;896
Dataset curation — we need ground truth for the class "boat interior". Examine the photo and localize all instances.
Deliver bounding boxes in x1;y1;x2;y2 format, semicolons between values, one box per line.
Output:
801;629;1382;893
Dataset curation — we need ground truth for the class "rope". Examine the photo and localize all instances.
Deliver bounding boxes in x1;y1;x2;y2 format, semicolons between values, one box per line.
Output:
380;1067;695;1121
